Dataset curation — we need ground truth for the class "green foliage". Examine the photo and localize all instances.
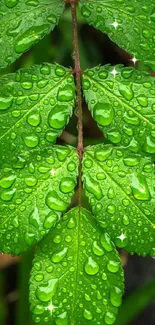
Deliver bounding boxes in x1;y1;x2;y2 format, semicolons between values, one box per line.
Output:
82;65;155;153
79;0;155;70
83;144;155;256
0;0;155;324
0;63;75;163
30;207;124;325
0;145;78;255
0;0;64;69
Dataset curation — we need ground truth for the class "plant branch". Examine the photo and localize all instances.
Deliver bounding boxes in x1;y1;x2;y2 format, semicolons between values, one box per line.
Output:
71;0;83;206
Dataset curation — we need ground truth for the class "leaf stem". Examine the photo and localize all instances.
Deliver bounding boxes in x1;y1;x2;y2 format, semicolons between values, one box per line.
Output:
70;0;83;206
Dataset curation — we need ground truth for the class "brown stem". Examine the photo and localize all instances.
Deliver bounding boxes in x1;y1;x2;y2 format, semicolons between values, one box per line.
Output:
71;1;83;205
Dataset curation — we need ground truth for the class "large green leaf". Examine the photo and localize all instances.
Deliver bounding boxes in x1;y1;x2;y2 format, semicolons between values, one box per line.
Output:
30;207;124;325
82;65;155;154
0;0;64;69
0;146;78;255
0;63;75;165
79;0;155;70
82;144;155;256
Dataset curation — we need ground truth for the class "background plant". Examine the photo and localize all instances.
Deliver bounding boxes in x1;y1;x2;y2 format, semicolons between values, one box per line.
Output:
0;0;155;324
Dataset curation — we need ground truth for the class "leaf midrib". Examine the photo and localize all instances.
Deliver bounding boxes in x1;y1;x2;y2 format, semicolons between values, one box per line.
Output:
87;150;155;229
0;71;71;142
85;73;155;129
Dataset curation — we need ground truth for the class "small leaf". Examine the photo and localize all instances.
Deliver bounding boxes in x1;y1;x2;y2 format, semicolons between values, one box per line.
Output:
79;0;155;70
30;207;124;325
0;146;78;255
83;65;155;154
0;0;64;69
0;63;75;165
82;144;155;256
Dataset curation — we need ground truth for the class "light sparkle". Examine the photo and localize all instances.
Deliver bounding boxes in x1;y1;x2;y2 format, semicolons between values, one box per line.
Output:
130;56;138;65
117;233;126;241
111;20;119;29
111;67;118;78
50;168;56;176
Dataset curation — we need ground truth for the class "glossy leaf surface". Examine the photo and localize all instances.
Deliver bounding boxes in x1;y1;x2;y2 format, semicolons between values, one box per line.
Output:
30;207;124;325
79;0;155;70
0;0;64;69
0;146;78;255
0;63;75;165
83;144;155;256
83;65;155;154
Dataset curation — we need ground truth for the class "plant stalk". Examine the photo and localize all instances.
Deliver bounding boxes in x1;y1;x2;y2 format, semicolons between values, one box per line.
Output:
71;1;83;206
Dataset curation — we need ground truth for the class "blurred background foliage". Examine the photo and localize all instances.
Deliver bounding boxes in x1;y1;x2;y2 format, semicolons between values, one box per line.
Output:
0;6;155;325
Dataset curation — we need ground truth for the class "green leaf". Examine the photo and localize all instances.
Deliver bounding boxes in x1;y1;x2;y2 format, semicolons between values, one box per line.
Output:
0;63;75;165
82;144;155;256
30;207;124;325
0;145;78;255
79;0;155;70
0;0;64;69
82;65;155;154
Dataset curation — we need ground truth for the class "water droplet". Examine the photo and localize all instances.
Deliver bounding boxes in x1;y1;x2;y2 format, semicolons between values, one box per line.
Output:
36;279;58;302
0;174;16;189
104;311;116;325
110;286;122;307
55;312;68;325
46;191;68;212
55;66;66;77
93;102;114;126
57;85;74;102
15;25;49;53
22;133;39;148
48;105;69;129
100;233;113;252
29;207;40;228
123;157;139;167
81;6;91;18
119;84;134;101
67;217;75;229
5;0;19;8
27;112;41;126
59;177;75;194
25;176;37;187
107;260;120;273
95;146;112;161
51;247;68;263
131;174;151;201
1;189;16;201
92;241;104;256
143;136;155;153
84;257;99;275
43;212;57;229
0;97;13;110
83;309;93;320
85;175;102;200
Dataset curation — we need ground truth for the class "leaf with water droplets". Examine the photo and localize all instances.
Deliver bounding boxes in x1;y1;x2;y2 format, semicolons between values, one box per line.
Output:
83;144;155;256
0;145;78;255
0;63;75;165
79;0;155;70
83;65;155;154
0;0;64;69
30;207;124;325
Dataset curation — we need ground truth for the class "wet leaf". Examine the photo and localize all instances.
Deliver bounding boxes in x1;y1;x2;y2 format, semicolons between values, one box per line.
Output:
0;146;78;255
30;207;124;325
0;0;64;69
82;65;155;154
83;144;155;256
0;63;75;165
79;0;155;70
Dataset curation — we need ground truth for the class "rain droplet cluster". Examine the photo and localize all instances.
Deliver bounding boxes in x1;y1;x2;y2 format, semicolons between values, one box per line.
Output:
79;0;155;70
0;63;75;164
83;65;155;154
83;144;155;256
30;207;124;325
0;0;64;69
0;145;78;255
